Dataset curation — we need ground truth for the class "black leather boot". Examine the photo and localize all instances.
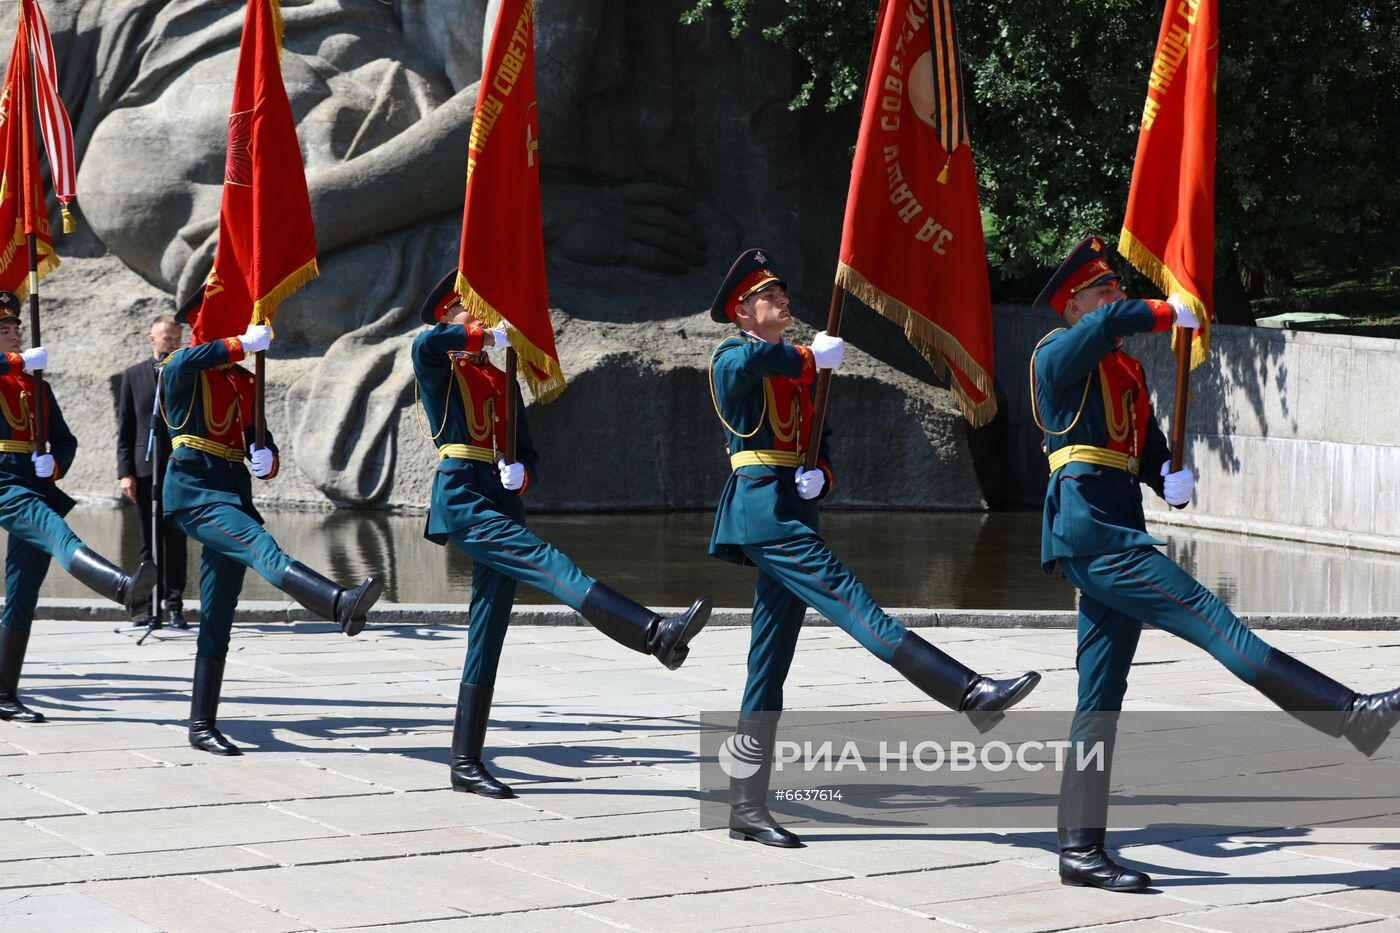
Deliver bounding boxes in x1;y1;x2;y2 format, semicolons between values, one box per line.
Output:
1057;712;1148;890
279;562;383;637
1059;829;1152;892
68;548;155;618
0;626;44;723
1252;648;1400;757
579;582;711;671
727;715;802;848
449;683;513;798
163;595;190;630
889;632;1041;733
188;657;240;756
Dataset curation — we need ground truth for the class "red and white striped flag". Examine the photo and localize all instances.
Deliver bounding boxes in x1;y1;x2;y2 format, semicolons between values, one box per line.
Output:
23;0;76;233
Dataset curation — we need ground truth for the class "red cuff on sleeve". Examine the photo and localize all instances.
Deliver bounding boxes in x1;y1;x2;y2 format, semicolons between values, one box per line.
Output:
3;352;22;373
794;345;817;384
224;337;247;363
465;324;485;354
1146;300;1176;333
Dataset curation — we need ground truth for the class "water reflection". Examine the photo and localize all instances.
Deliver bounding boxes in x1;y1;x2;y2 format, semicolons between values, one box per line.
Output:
46;504;1400;614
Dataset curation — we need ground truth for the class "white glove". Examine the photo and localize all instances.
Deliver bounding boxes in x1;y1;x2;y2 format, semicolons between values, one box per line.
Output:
485;325;508;349
31;452;54;479
809;331;845;370
499;460;525;491
249;444;275;478
238;324;273;354
795;466;825;500
20;346;46;372
1167;294;1199;330
1161;462;1194;506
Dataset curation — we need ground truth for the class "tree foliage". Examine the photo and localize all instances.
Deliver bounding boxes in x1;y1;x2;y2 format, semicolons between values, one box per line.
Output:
684;0;1400;318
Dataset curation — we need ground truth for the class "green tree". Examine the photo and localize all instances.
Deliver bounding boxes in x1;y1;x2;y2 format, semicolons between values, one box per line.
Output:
685;0;1400;323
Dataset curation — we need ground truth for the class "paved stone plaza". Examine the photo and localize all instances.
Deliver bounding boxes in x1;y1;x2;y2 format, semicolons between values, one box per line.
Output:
2;618;1399;932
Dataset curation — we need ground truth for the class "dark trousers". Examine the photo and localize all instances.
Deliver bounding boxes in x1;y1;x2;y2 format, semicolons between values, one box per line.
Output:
168;502;294;660
133;474;187;611
1057;546;1277;834
739;534;909;714
448;515;598;688
0;492;84;631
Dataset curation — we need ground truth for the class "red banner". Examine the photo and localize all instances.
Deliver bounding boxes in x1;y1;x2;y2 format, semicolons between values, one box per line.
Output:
193;0;318;343
25;0;76;233
836;0;995;426
455;0;564;403
0;3;59;298
1119;0;1217;368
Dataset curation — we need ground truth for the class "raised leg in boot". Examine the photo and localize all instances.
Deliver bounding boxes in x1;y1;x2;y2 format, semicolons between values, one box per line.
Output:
68;547;155;618
739;539;1039;730
1253;649;1400;757
279;561;383;636
189;656;240;755
449;520;709;669
891;632;1041;733
580;582;711;671
170;505;381;636
450;683;513;798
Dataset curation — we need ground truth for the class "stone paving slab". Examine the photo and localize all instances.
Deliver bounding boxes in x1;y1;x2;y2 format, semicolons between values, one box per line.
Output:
0;888;158;932
76;877;306;933
3;622;1400;932
27;801;336;855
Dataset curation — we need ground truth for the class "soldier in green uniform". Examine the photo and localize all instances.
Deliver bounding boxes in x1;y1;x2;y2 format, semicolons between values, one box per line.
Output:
413;272;711;800
1033;236;1400;892
161;308;383;756
708;249;1042;849
0;294;155;723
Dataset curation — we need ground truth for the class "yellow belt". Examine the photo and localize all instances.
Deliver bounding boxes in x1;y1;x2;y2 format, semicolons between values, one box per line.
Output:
171;435;245;462
729;449;801;470
0;440;36;454
1047;444;1139;476
438;444;497;464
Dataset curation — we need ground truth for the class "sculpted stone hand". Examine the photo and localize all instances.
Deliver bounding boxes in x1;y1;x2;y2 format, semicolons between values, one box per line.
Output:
542;180;706;274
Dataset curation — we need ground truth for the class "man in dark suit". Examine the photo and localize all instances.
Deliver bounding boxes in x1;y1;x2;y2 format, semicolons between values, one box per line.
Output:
116;315;189;628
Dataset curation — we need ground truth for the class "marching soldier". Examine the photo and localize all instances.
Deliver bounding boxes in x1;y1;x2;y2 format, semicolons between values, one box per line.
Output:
1033;236;1400;892
413;272;711;800
0;293;155;723
708;249;1041;848
160;308;383;755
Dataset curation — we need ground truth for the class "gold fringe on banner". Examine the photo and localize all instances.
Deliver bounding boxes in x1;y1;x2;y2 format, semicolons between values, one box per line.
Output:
1117;227;1210;370
269;0;286;62
8;227;59;303
251;256;319;326
454;271;568;404
835;261;998;427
